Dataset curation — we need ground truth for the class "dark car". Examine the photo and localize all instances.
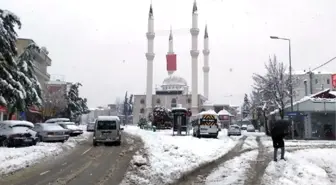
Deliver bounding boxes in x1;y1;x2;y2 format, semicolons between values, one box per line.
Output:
0;120;38;147
57;122;83;136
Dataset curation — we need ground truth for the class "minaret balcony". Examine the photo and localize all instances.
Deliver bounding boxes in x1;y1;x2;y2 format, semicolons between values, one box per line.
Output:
146;32;155;39
190;28;199;36
203;49;210;55
146;53;155;60
203;66;210;72
190;50;199;57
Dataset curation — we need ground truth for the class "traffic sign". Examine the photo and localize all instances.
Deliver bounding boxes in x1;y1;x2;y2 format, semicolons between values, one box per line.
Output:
286;112;306;117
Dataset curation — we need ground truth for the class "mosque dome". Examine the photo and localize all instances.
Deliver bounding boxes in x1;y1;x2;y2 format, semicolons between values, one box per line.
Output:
162;75;188;86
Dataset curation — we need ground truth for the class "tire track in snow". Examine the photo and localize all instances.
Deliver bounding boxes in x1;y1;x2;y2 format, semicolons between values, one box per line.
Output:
171;136;249;185
243;136;270;185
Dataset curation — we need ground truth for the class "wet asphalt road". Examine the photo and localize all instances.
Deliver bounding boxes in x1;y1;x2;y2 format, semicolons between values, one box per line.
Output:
0;133;142;185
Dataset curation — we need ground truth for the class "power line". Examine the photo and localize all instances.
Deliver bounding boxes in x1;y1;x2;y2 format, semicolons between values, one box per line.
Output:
311;56;336;72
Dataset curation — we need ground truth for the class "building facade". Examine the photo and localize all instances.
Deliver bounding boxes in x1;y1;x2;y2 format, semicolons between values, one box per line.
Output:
292;70;335;101
16;38;52;94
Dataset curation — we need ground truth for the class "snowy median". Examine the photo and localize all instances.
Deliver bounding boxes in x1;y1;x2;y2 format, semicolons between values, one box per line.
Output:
121;126;241;185
262;148;336;185
0;126;92;176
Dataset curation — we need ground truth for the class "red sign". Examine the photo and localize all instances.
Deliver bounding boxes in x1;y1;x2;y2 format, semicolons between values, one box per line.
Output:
219;115;229;120
332;74;336;88
0;106;7;113
166;54;177;71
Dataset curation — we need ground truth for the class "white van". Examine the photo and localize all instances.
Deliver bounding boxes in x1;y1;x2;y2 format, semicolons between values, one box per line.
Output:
192;111;220;138
93;116;123;146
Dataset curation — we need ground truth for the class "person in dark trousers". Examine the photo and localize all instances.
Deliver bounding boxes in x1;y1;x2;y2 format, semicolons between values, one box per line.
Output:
271;122;288;162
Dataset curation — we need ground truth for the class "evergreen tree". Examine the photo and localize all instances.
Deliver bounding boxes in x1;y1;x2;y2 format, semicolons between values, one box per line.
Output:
16;43;43;108
242;94;251;118
128;94;133;115
0;9;26;116
64;83;89;120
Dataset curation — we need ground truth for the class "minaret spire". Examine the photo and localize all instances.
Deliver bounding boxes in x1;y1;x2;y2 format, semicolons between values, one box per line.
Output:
145;3;155;117
190;0;200;116
192;0;198;14
167;25;176;75
203;25;210;99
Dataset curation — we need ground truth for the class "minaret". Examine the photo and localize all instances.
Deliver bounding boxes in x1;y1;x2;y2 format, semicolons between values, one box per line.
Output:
190;0;199;116
145;4;155;117
203;25;210;99
166;26;177;75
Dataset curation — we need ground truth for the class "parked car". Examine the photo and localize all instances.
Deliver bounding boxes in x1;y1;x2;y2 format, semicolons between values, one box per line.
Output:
32;123;69;142
45;118;70;123
247;124;255;132
87;121;95;132
241;124;247;130
0;120;38;147
57;122;83;136
228;124;242;136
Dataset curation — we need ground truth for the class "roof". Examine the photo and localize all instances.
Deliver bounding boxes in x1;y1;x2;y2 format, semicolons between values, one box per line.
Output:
198;109;218;116
162;75;188;86
97;116;120;121
45;118;70;123
0;120;34;128
291;70;333;75
218;109;233;116
57;122;75;125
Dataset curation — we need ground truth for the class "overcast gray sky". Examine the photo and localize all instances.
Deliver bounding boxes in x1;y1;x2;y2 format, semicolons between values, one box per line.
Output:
2;0;336;107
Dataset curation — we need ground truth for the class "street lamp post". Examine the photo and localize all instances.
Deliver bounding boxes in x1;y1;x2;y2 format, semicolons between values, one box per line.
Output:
270;36;294;139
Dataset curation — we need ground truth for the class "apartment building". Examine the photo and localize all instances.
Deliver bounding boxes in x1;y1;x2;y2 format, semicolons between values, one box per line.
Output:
16;38;52;94
292;70;335;101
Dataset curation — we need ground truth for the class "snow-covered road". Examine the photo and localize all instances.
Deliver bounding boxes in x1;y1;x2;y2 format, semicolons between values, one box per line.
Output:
121;126;336;185
0;125;92;175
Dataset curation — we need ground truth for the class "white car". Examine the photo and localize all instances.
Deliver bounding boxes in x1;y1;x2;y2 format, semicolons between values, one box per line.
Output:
227;125;241;136
247;124;255;132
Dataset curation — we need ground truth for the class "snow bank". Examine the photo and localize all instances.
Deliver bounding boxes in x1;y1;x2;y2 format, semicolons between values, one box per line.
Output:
262;148;336;185
122;126;238;185
205;150;258;185
261;137;336;148
0;127;91;175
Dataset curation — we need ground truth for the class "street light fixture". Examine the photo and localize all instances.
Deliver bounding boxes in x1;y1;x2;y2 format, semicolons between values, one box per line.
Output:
270;35;294;139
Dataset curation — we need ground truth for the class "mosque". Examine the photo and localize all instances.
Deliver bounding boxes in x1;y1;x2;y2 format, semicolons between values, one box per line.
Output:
132;1;215;124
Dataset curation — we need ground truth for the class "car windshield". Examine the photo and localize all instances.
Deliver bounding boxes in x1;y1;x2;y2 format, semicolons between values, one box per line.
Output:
230;126;240;129
42;124;63;130
97;120;117;130
64;124;79;130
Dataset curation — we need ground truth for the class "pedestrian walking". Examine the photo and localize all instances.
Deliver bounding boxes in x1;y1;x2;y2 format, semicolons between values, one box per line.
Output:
271;120;289;161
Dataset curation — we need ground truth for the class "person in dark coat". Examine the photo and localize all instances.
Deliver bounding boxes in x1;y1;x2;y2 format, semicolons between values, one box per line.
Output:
271;120;288;161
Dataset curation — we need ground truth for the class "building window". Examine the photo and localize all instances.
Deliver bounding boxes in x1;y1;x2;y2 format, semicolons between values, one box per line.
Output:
187;98;191;104
327;79;330;84
156;98;161;104
140;99;145;104
171;98;177;108
140;108;145;114
315;79;318;84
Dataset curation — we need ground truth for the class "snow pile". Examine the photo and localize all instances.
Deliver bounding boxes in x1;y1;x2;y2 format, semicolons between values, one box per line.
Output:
0;128;91;175
205;151;258;185
261;137;336;148
241;136;259;151
262;149;336;185
122;126;238;185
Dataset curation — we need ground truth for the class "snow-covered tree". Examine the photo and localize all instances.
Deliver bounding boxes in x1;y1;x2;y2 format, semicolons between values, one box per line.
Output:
252;55;298;119
241;94;250;118
152;106;171;125
43;87;67;117
64;83;90;120
0;9;26;112
16;43;43;108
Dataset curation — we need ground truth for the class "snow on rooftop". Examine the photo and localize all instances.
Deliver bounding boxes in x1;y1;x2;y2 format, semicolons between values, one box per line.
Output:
218;109;232;116
97;116;120;121
45;118;70;123
0;120;34;128
290;70;334;75
199;109;218;115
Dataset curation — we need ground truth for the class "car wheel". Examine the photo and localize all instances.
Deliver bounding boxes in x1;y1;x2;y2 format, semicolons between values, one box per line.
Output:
38;135;43;142
115;140;121;146
93;140;98;146
228;134;230;137
2;138;10;147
